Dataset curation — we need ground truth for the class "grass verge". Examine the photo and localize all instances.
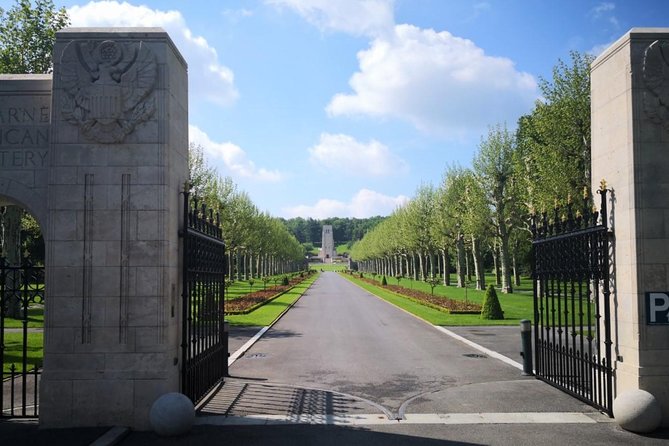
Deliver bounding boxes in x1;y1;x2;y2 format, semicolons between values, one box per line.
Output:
2;306;45;329
226;273;319;327
341;273;533;326
3;332;43;373
309;263;347;272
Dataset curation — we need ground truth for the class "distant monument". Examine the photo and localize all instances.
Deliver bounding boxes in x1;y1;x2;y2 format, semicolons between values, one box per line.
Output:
320;225;334;263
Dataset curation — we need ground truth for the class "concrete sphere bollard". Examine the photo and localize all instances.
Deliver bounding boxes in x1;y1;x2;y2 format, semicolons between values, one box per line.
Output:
613;389;662;433
149;392;195;436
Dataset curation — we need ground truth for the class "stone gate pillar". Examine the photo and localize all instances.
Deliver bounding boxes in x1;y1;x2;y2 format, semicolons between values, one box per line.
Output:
592;28;669;427
40;28;188;429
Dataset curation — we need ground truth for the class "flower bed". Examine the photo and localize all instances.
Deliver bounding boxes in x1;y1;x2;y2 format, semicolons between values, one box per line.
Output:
225;273;314;314
358;277;482;314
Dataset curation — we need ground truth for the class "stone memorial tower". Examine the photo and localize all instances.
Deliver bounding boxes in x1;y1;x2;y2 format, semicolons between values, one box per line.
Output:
592;28;669;428
321;225;334;263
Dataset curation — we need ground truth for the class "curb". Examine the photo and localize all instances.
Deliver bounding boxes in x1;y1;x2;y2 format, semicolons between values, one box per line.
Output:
90;426;130;446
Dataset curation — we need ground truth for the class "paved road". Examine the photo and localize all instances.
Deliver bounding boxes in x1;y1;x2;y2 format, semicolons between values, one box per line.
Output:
117;272;669;445
208;272;594;417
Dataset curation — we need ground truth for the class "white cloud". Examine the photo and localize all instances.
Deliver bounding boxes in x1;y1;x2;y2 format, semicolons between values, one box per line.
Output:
591;2;615;17
189;125;283;182
589;40;616;57
223;8;254;21
282;189;409;218
68;1;238;107
308;133;408;176
590;2;619;28
267;0;394;37
327;24;538;138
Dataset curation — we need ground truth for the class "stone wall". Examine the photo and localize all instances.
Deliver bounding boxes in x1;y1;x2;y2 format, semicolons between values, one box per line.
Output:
0;75;51;227
592;28;669;427
39;28;188;429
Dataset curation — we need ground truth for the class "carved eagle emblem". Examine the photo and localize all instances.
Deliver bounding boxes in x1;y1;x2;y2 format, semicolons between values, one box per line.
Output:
60;39;157;143
643;40;669;131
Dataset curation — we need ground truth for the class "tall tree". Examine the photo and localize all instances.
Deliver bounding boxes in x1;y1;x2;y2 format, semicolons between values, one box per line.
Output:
460;170;491;291
473;124;519;293
439;166;469;287
516;51;594;213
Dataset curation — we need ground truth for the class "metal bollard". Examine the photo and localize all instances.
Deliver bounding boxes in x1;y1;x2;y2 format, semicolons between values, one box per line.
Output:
520;319;533;376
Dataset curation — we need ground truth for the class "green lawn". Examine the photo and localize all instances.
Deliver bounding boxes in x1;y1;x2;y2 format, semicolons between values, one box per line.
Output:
2;332;43;373
2;306;45;329
342;272;535;326
309;262;347;271
226;273;319;326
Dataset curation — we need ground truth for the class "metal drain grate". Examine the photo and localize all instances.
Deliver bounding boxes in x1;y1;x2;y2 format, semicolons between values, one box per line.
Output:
246;353;267;359
463;353;487;359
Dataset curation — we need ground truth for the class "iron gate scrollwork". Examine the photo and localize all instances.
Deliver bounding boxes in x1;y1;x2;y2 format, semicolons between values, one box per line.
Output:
1;259;45;418
180;190;227;405
531;185;614;416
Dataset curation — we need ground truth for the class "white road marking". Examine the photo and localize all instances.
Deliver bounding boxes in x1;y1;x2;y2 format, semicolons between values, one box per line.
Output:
228;326;270;367
432;325;525;371
345;276;527;371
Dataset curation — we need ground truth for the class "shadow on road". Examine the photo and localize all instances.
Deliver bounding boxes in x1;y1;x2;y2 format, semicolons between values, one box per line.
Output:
120;424;483;446
263;328;303;339
200;379;389;418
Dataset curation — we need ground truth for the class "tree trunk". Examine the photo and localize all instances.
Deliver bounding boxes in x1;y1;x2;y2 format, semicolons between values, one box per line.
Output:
465;245;471;282
456;234;466;287
228;251;234;279
442;247;450;286
429;251;436;278
471;235;486;291
491;242;501;286
498;225;513;293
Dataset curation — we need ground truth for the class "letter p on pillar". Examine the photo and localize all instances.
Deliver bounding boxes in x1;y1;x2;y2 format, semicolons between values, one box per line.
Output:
648;292;669;324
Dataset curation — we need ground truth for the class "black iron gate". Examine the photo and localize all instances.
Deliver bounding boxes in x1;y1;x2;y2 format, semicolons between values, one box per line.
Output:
1;260;44;418
531;186;614;416
180;191;227;405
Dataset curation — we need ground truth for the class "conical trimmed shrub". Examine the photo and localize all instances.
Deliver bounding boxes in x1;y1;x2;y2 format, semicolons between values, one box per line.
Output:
481;285;504;319
381;275;387;286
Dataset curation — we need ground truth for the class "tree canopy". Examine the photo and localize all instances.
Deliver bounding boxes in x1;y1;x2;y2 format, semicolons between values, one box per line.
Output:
188;144;305;279
516;51;594;213
0;0;69;74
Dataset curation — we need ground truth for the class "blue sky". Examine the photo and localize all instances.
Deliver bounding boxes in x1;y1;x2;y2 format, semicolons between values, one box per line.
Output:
5;0;668;218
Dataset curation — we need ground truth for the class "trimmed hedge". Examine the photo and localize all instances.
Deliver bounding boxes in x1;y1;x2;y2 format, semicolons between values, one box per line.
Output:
481;285;504;319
